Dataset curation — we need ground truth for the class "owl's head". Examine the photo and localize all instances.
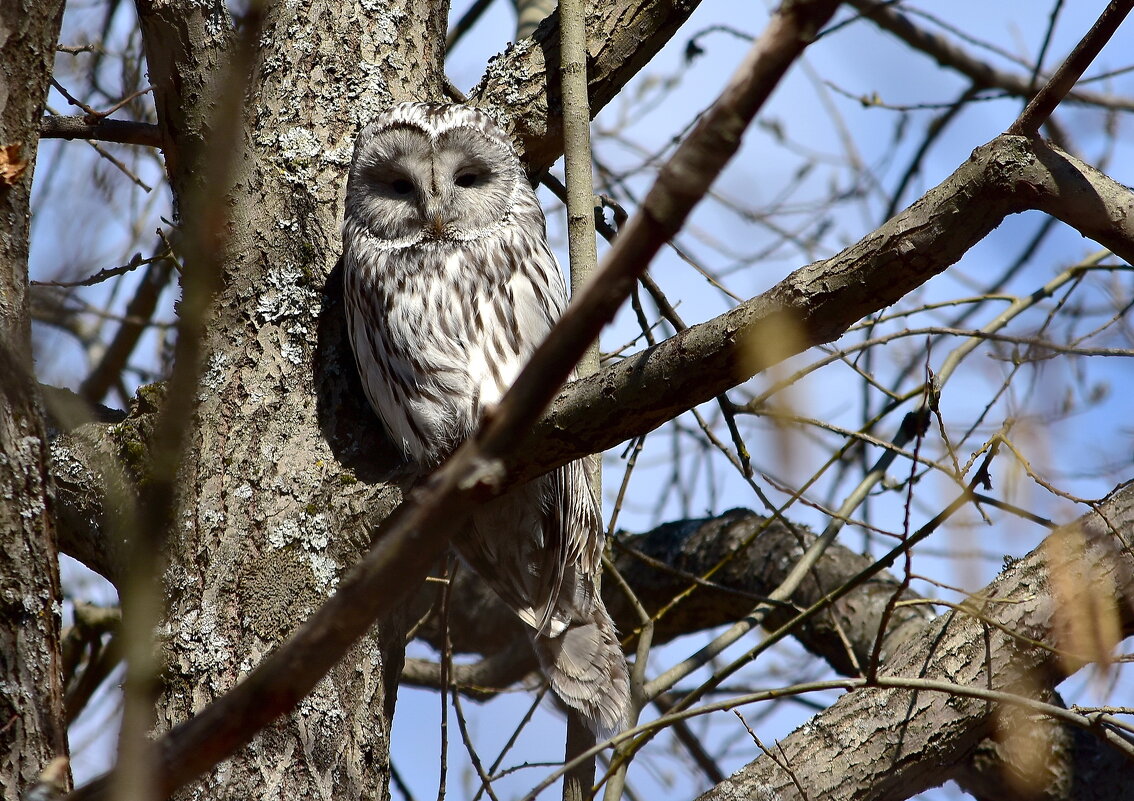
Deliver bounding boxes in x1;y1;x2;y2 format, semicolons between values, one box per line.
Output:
345;103;529;245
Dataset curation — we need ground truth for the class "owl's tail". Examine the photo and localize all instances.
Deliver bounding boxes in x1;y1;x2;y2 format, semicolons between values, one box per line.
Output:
530;599;631;740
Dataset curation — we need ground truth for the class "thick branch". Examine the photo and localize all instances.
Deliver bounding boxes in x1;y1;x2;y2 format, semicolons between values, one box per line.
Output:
470;0;707;172
413;510;930;674
400;639;534;701
515;135;1134;485
696;482;1134;801
133;0;233;193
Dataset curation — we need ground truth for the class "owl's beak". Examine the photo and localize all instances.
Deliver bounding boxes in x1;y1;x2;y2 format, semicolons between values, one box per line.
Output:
421;198;449;238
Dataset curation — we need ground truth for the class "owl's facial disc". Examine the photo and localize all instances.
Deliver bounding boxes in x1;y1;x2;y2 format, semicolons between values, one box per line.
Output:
349;122;518;243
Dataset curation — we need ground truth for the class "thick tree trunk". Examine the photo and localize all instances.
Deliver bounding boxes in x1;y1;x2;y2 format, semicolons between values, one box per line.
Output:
0;1;69;798
138;1;449;797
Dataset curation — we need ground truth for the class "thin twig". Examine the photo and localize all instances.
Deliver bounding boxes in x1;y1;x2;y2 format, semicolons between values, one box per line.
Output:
31;253;156;288
560;0;602;792
39;116;163;147
1009;0;1134;135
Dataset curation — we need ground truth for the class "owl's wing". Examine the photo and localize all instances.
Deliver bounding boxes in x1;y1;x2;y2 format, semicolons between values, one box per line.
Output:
461;237;602;634
530;459;604;635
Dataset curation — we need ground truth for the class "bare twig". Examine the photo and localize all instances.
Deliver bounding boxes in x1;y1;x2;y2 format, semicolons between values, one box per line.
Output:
31;253;156;288
848;0;1134;113
447;0;495;50
1008;0;1134;136
560;0;602;791
39;115;163;148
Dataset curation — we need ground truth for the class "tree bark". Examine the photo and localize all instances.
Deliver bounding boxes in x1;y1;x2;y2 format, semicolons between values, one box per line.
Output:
0;1;69;798
135;0;449;795
470;0;705;172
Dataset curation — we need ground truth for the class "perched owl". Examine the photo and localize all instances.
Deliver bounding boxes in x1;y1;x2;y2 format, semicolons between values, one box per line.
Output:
341;102;630;736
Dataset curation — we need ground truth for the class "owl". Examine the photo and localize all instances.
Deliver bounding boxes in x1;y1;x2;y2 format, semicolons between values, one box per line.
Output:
341;102;630;736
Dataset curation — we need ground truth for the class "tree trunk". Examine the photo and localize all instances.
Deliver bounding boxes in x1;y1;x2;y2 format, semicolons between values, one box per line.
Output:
0;1;69;798
139;1;448;797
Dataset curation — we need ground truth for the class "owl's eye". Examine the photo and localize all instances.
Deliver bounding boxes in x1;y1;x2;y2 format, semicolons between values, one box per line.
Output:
454;172;478;188
390;178;414;195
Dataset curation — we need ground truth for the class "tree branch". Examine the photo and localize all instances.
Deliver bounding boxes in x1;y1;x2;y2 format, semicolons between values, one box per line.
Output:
516;134;1134;487
400;639;534;701
38;115;163;148
696;481;1134;801
470;0;707;172
847;0;1134;113
1008;0;1134;136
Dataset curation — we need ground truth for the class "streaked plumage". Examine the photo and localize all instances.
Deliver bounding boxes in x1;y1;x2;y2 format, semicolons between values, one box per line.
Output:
341;102;629;735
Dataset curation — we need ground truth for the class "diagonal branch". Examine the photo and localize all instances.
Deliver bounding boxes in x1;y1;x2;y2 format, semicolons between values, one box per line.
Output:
847;0;1134;113
62;2;841;798
516;134;1134;487
1008;0;1134;135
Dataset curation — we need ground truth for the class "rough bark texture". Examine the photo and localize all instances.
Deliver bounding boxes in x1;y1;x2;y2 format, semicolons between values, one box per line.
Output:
957;710;1134;801
0;1;69;798
470;0;704;172
697;482;1134;801
137;1;451;797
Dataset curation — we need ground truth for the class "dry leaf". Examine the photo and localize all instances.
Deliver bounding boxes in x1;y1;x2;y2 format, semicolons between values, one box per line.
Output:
992;696;1063;798
738;308;808;472
1;143;28;186
1045;523;1121;675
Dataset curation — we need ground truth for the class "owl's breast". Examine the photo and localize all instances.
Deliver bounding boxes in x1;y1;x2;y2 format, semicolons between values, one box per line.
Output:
344;225;563;465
